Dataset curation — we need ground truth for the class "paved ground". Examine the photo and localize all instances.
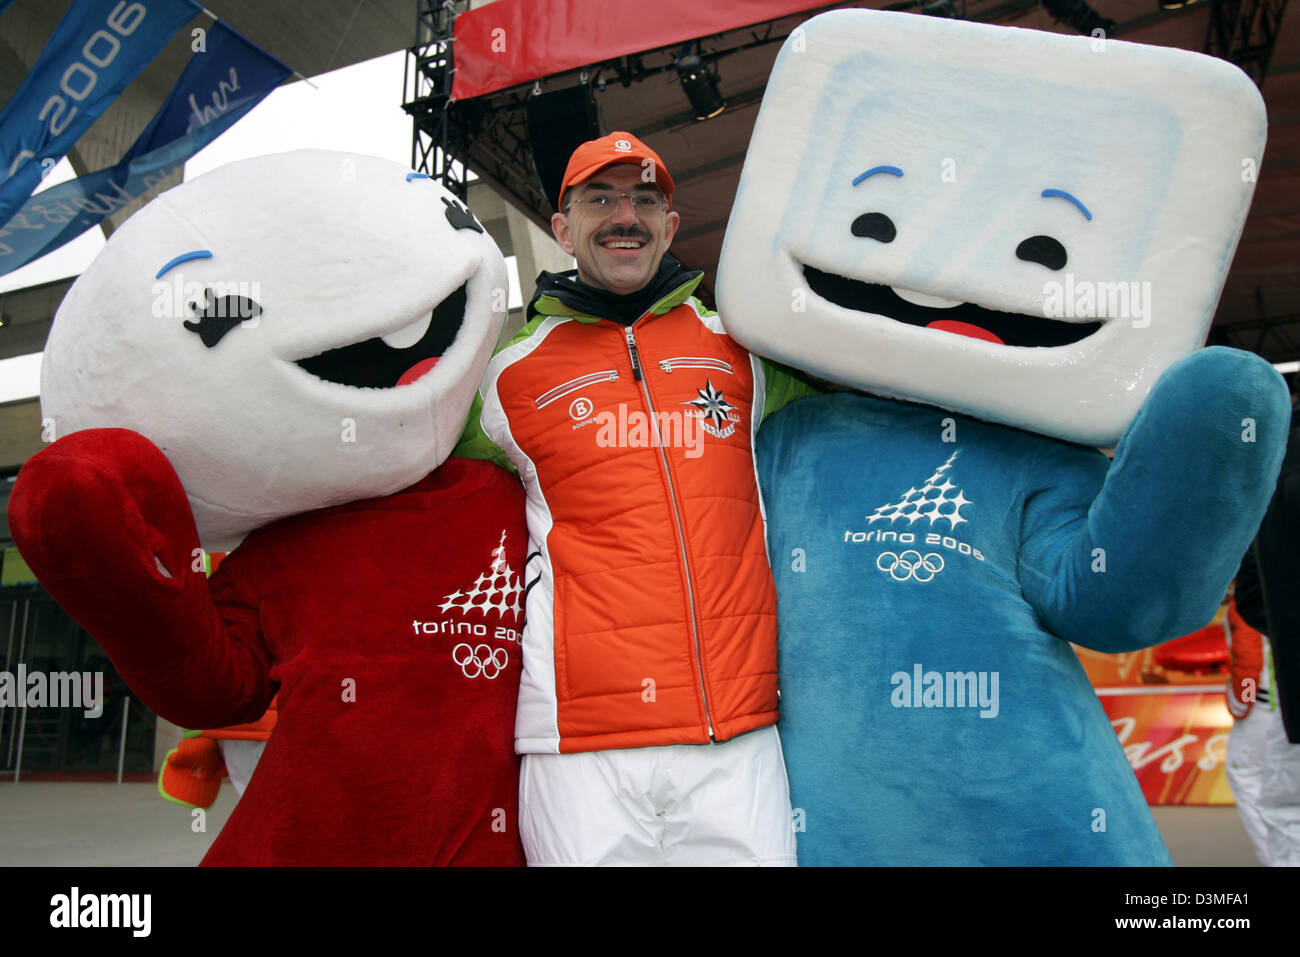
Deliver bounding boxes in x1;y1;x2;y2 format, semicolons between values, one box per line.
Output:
0;782;232;866
0;780;1264;866
1151;805;1260;866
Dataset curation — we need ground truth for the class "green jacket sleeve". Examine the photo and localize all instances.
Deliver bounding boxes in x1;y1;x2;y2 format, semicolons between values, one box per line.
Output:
451;315;556;472
451;391;513;472
760;357;822;423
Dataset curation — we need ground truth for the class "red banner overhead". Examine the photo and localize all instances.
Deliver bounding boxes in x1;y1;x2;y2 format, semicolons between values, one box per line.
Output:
451;0;832;101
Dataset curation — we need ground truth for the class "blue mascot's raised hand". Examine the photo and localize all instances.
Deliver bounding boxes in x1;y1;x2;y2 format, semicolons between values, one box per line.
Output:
1023;347;1290;652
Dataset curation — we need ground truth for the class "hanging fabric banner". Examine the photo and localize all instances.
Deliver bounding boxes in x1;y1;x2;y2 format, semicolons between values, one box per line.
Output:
0;0;202;225
0;21;291;276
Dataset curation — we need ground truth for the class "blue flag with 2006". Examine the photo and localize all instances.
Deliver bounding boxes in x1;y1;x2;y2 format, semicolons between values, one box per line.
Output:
0;21;291;276
0;0;202;227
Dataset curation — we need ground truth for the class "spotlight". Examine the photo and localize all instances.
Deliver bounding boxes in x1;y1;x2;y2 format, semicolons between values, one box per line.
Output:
1042;0;1117;36
676;53;725;121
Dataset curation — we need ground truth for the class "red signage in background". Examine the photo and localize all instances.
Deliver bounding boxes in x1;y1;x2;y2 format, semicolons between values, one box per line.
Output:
1074;595;1236;805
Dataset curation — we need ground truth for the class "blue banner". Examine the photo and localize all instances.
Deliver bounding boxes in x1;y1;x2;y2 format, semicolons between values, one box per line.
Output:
0;21;292;276
0;0;201;226
0;1;18;19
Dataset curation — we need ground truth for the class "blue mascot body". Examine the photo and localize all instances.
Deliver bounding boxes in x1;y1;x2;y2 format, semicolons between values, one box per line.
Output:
758;350;1286;864
718;10;1288;864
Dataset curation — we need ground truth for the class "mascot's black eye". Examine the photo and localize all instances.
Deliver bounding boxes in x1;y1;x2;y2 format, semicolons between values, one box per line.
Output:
851;212;896;243
442;197;484;233
1016;235;1067;271
183;287;264;349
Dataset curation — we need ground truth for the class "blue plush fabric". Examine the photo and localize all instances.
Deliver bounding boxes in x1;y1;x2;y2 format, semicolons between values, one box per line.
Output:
757;347;1289;865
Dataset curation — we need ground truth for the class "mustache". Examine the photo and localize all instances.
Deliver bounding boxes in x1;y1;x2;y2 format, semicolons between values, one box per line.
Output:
596;226;652;243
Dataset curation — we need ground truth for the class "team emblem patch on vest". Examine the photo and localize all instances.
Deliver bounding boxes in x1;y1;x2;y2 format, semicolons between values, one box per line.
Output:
684;378;741;439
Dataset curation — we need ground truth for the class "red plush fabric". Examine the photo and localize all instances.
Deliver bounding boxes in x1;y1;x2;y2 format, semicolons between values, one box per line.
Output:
10;429;527;865
204;696;278;741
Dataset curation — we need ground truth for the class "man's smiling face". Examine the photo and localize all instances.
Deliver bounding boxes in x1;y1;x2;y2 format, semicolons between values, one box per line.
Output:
552;163;679;294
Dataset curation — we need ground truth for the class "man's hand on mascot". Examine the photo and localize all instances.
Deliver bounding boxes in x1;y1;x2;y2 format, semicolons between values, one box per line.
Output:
9;428;202;591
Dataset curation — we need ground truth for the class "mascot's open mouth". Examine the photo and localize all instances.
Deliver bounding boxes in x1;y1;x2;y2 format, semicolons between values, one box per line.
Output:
800;263;1101;347
294;282;468;388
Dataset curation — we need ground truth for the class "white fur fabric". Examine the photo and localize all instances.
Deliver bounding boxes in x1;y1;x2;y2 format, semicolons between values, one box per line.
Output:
41;150;508;550
718;9;1265;445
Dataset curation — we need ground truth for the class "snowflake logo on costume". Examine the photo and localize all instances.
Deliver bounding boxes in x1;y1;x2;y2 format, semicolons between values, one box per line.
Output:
439;530;523;621
684;378;740;439
867;451;972;530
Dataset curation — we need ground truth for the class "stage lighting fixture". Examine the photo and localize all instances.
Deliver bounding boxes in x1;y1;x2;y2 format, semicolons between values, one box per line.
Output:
676;53;726;120
1042;0;1117;36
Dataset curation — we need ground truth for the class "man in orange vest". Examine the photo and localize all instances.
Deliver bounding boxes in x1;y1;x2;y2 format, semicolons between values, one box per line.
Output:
458;132;814;865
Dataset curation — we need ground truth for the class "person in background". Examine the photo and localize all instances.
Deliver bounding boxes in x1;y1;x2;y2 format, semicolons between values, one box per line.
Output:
1226;397;1300;866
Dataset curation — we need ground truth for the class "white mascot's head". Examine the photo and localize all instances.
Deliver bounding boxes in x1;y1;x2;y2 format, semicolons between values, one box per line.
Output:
41;150;508;551
717;10;1266;446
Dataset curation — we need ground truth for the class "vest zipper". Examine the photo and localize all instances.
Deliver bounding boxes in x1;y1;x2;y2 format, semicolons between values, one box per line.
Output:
623;323;714;739
658;356;734;374
535;369;619;409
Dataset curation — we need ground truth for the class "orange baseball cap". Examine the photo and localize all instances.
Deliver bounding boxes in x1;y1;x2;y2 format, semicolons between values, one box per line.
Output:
558;131;675;208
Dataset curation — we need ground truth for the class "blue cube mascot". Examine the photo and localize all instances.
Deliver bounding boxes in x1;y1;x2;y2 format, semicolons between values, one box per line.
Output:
717;9;1289;865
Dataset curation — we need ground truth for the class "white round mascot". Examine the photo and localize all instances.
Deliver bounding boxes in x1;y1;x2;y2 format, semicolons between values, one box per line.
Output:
9;150;527;866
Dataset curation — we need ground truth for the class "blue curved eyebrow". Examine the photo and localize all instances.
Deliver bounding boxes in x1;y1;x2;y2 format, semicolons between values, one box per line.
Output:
406;172;431;182
156;250;213;279
853;166;904;186
1042;189;1092;221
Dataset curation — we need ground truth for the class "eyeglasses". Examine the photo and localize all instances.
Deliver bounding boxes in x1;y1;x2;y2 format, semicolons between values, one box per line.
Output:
566;190;668;214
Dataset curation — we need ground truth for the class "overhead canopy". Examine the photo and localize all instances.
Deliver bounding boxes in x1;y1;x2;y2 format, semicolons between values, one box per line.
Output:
436;0;1300;363
451;0;831;101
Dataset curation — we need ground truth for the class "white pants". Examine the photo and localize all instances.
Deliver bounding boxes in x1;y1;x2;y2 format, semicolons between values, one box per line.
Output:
218;739;267;798
1225;656;1300;867
519;724;797;866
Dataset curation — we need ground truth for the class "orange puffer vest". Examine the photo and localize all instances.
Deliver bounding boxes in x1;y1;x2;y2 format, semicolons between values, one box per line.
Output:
480;276;779;754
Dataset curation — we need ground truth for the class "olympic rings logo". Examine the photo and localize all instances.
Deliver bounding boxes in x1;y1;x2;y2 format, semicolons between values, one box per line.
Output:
452;643;509;679
876;550;945;583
